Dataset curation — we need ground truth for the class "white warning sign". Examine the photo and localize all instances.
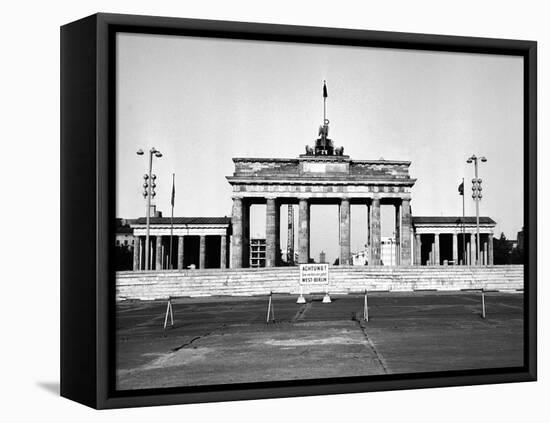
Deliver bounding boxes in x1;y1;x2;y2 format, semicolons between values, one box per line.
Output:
299;263;329;285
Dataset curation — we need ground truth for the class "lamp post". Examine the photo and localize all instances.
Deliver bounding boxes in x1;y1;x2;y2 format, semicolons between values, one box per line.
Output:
466;154;487;266
137;147;163;270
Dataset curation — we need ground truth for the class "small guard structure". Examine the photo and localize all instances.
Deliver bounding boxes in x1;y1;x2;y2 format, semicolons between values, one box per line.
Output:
413;216;496;266
130;217;231;270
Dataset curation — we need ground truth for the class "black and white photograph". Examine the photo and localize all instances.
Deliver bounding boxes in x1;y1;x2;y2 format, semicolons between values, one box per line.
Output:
113;30;527;391
5;0;548;420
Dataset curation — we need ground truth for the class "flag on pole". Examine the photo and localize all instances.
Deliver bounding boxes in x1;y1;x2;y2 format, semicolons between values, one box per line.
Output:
171;174;175;206
458;181;464;195
323;80;328;98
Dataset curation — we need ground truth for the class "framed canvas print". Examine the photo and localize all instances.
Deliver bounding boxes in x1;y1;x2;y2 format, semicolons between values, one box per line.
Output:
60;13;537;409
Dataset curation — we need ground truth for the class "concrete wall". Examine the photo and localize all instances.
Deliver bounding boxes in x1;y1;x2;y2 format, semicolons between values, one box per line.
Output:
116;265;524;301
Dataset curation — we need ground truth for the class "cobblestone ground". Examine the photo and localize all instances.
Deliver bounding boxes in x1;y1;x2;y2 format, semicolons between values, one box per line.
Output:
116;292;524;390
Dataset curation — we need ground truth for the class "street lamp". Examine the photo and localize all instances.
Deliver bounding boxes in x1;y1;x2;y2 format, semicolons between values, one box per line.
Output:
466;154;487;266
137;147;163;270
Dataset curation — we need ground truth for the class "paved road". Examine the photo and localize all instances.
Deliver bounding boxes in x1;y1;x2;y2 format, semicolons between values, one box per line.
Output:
116;292;523;390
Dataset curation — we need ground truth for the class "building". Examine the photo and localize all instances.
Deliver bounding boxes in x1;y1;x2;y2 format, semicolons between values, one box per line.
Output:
517;227;524;253
250;238;266;267
115;218;135;248
381;237;398;266
351;237;397;266
115;219;136;271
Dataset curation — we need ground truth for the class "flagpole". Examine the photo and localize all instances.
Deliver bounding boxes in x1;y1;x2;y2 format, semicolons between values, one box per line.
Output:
323;80;327;123
462;177;466;266
169;173;175;269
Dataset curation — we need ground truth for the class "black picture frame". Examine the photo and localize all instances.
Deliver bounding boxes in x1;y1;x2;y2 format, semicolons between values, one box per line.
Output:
60;12;537;409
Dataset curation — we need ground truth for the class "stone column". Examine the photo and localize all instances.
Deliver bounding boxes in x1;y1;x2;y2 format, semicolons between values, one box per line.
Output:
471;233;476;265
231;198;243;268
266;198;280;267
483;242;488;266
400;199;412;265
466;240;471;265
452;233;458;264
370;197;381;265
367;202;371;250
155;236;162;270
298;198;310;264
395;203;401;265
199;235;206;269
133;236;140;270
434;233;440;266
177;236;184;270
488;233;494;265
220;235;227;269
339;198;351;265
275;200;280;264
242;201;250;267
415;234;422;265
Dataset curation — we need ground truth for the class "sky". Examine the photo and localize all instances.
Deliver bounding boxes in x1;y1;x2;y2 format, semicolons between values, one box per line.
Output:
116;32;524;263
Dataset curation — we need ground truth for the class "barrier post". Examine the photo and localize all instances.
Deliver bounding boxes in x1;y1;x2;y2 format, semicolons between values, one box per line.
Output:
164;296;174;329
266;291;275;323
322;283;331;304
297;284;306;304
481;288;486;319
363;289;369;322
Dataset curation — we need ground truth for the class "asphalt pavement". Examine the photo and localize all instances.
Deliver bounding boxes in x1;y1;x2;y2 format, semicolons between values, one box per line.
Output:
116;292;524;390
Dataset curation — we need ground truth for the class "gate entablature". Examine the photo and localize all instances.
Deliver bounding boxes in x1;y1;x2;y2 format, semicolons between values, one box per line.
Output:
227;157;416;199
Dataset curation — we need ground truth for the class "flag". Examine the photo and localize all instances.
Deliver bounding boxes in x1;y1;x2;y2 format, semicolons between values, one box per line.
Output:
171;174;175;207
323;81;328;98
458;181;464;195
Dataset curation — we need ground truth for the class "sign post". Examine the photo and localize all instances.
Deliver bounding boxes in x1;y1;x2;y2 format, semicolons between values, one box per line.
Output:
298;263;330;304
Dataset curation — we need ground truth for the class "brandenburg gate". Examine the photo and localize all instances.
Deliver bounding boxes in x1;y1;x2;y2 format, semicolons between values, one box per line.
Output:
227;114;417;268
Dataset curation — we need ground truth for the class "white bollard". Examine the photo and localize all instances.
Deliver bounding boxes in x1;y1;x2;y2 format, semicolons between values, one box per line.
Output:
322;284;331;303
296;285;306;304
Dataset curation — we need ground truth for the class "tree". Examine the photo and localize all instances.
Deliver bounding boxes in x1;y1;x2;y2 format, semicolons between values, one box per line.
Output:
115;245;134;270
510;247;524;264
493;232;512;264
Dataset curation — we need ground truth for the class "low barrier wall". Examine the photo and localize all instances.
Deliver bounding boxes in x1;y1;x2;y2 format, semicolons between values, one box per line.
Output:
116;265;524;301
